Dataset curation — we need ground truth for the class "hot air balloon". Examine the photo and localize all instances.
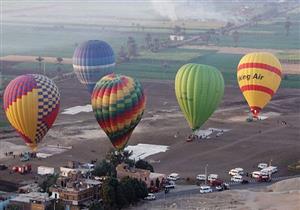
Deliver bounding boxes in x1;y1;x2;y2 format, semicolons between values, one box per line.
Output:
3;74;60;151
237;52;282;118
175;63;224;131
73;40;115;94
91;74;145;150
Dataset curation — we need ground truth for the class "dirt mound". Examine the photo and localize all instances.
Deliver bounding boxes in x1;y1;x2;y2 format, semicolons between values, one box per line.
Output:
268;177;300;192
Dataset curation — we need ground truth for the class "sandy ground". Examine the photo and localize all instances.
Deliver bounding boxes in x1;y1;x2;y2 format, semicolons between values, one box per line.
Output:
0;76;299;186
129;178;300;210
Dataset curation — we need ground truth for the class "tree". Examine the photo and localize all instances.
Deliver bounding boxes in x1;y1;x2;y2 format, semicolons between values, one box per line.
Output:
100;177;119;210
56;57;63;64
105;149;134;167
39;174;59;193
89;202;104;210
173;25;182;35
145;33;152;50
152;38;160;52
119;177;136;204
92;159;116;177
36;56;44;74
155;178;160;188
117;46;129;63
135;159;154;172
285;17;291;36
127;36;138;58
232;30;240;47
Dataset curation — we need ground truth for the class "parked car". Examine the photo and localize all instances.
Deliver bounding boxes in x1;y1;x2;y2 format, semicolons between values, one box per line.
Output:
208;174;218;181
256;174;272;182
209;178;223;186
199;185;213;194
165;181;176;189
258;163;268;170
167;173;180;181
261;166;278;174
231;175;243;182
196;174;207;181
215;185;223;191
229;168;244;176
251;171;261;178
144;193;156;201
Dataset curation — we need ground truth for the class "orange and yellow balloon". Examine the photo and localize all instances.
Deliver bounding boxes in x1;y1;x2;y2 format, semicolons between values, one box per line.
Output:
237;52;282;118
3;74;60;151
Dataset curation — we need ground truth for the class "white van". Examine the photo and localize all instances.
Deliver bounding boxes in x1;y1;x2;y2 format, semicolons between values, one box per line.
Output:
229;168;244;176
258;163;268;169
261;166;278;174
196;174;207;181
208;174;218;181
231;175;243;182
167;173;180;181
199;185;212;194
251;171;261;178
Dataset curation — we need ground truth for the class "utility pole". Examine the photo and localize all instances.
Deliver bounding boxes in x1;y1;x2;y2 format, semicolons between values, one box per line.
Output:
205;164;208;185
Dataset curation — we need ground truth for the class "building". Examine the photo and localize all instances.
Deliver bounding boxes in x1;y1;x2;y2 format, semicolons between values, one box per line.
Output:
7;192;52;210
116;163;166;188
18;183;40;194
0;192;16;210
60;161;94;177
49;177;101;210
169;35;185;41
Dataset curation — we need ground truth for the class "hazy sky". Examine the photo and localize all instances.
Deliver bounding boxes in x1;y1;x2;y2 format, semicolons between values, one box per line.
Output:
1;0;284;23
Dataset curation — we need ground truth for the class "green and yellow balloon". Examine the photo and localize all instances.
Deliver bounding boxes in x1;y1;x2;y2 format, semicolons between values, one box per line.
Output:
175;63;224;131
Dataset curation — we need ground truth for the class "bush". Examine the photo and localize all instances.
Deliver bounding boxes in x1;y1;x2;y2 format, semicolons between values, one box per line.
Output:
100;176;148;210
92;160;116;178
135;159;154;172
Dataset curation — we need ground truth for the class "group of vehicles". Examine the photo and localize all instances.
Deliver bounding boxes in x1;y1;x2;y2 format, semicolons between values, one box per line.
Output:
229;163;277;184
145;162;278;201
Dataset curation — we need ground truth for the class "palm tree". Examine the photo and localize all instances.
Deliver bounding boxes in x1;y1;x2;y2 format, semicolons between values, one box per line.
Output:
36;56;44;74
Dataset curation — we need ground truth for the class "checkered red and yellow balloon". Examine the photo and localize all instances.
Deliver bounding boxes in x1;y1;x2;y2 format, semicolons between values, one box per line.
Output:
91;74;145;150
3;74;60;151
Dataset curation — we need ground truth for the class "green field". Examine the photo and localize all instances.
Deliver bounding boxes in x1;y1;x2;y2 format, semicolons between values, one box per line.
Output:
2;5;300;90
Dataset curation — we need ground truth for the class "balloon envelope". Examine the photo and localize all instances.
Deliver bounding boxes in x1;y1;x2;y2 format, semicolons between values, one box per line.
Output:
237;52;282;117
73;40;115;94
3;74;60;151
175;63;224;131
91;74;145;150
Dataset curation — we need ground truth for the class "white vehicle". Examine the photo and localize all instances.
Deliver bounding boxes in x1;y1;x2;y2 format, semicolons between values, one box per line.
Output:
165;181;176;189
258;163;268;169
251;171;261;178
196;174;207;181
231;175;243;182
167;173;180;181
199;185;213;194
229;168;244;176
37;166;55;175
144;193;156;200
261;166;278;174
208;174;218;181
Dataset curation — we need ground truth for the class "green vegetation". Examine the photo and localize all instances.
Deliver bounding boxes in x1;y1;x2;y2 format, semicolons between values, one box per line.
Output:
39;174;59;193
100;176;148;210
135;159;154;172
92;160;117;178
